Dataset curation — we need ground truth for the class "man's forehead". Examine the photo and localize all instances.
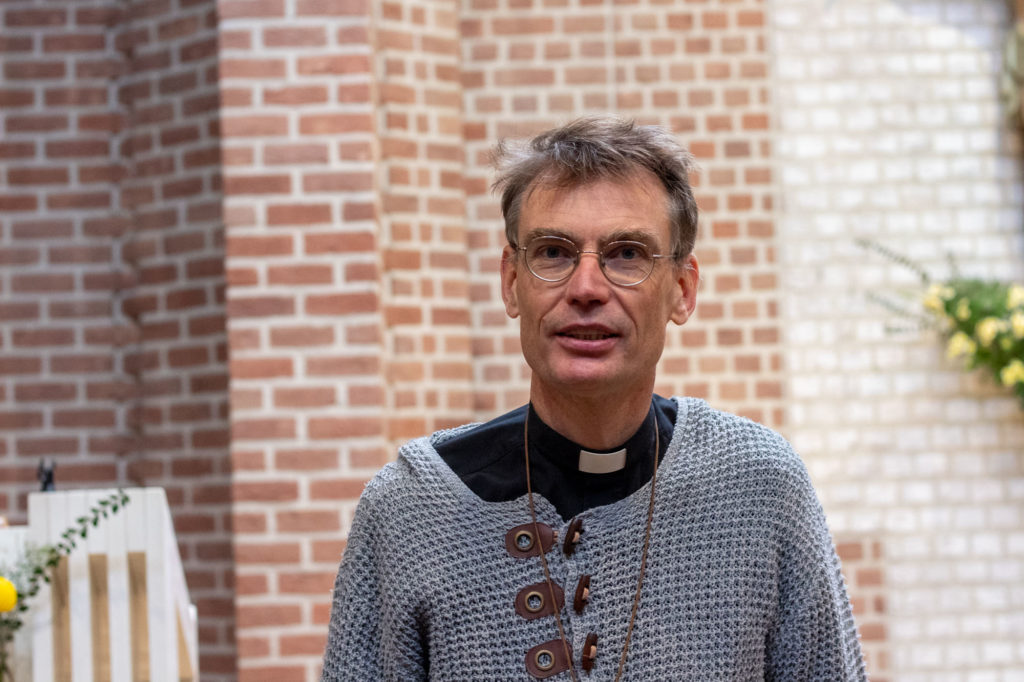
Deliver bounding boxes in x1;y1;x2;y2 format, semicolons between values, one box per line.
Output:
516;174;671;243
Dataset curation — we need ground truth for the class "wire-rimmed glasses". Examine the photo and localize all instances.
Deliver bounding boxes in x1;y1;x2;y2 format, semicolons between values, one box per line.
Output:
515;235;673;287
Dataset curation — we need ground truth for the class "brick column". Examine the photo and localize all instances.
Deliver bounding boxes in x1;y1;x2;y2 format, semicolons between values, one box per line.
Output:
218;0;388;677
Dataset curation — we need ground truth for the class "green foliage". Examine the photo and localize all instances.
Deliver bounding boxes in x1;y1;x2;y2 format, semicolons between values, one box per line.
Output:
0;490;130;681
859;240;1024;408
924;279;1024;406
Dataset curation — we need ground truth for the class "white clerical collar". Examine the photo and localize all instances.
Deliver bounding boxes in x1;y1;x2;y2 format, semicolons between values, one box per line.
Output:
578;448;627;474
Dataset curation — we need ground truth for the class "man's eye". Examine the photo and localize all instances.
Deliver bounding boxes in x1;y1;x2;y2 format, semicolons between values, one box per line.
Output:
606;243;648;261
533;243;573;260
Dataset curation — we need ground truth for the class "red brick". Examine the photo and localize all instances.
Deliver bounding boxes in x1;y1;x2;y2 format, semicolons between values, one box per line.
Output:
12;328;74;346
0;143;36;160
296;54;369;75
275;448;338;470
267;264;334;285
267;204;332;226
234;481;299;503
218;0;285;18
42;33;105;52
270;326;335;347
4;61;65;80
12;274;75;292
233;418;296;439
276;510;339;532
7;167;70;185
264;143;329;164
5;9;67;26
263;26;326;47
46;140;109;158
295;0;366;15
5;115;69;133
273;387;336;408
309;477;370;499
263;86;329;106
219;58;286;78
14;383;77;401
230;357;292;379
298;113;373;135
306;355;379;375
47;191;111;210
238;666;304;682
227;296;295;317
53;409;115;428
305;292;378;315
223;174;290;195
0;195;37;211
302;172;373;192
236;602;303;628
0;89;33;107
279;633;329;656
15;437;78;456
304;231;375;254
308;417;381;439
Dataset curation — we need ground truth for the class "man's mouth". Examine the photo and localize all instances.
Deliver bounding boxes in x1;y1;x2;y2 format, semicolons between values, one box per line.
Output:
560;331;616;341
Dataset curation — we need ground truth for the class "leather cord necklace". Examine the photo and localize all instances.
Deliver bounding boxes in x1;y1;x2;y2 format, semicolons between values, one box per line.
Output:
524;405;658;681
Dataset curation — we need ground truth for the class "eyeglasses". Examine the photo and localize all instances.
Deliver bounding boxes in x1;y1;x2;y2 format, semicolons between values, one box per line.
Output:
515;235;673;287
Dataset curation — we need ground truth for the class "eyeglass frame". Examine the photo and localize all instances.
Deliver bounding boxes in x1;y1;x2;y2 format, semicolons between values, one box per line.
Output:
511;234;679;287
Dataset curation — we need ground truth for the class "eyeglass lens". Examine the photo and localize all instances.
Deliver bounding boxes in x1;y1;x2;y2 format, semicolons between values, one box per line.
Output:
524;237;655;285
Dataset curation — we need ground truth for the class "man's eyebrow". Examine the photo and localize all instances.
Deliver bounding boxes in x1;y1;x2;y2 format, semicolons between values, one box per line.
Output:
519;228;661;246
520;227;575;243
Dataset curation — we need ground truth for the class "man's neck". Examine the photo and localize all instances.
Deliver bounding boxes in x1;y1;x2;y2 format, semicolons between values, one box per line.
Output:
529;383;655;451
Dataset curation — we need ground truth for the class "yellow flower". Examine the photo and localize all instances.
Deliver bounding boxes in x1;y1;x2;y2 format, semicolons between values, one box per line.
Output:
1012;311;1024;339
1007;285;1024;310
1000;359;1024;387
955;298;971;321
923;284;954;315
946;331;976;360
0;576;16;613
975;317;1006;347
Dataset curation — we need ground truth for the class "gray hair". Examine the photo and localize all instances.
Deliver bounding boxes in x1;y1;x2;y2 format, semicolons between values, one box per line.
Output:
491;116;699;258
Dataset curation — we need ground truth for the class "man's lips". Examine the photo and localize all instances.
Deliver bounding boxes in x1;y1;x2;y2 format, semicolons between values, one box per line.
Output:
554;325;620;341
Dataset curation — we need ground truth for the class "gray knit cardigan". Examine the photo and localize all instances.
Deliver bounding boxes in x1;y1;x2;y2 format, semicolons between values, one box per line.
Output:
321;397;866;681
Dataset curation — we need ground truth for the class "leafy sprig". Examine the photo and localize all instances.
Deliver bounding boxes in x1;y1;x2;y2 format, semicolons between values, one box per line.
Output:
0;490;130;679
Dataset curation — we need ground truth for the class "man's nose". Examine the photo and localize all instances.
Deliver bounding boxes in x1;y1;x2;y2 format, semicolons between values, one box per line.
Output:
565;251;610;304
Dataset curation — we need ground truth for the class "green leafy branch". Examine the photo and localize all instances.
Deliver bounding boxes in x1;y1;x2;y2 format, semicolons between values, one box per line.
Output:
859;240;1024;408
0;490;130;680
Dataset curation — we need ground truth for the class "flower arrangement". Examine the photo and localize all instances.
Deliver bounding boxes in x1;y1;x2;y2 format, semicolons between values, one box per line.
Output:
0;490;129;681
859;239;1024;408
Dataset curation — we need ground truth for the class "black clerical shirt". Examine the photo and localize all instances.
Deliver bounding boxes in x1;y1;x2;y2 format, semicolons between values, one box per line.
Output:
436;394;676;520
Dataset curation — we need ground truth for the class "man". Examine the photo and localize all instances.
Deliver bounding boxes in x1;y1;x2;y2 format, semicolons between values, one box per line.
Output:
321;117;865;681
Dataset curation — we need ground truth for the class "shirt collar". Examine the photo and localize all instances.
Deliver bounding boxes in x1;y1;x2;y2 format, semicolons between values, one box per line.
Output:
526;403;658;477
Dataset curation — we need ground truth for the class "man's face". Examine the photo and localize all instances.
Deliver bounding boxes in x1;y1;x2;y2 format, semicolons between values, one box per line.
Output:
500;172;699;403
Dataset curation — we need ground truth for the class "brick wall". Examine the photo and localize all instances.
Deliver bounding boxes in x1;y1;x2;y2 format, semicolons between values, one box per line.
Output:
0;0;235;676
772;0;1024;678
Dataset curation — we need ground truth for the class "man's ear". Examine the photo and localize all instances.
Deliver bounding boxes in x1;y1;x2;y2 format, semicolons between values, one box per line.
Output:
500;245;520;319
669;254;699;325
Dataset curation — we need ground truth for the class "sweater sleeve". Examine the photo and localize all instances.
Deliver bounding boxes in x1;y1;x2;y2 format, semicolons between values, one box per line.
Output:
763;462;867;681
320;475;428;681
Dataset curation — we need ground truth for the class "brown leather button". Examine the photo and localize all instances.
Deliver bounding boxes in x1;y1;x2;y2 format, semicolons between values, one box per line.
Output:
573;574;591;614
563;517;583;556
505;522;556;559
514;581;565;620
581;632;598;672
526;639;572;679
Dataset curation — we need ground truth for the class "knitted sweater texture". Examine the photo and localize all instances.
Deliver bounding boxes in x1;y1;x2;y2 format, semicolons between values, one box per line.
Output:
321;397;866;681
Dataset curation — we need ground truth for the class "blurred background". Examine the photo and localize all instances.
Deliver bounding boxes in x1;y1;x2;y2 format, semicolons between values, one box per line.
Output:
1;0;1022;679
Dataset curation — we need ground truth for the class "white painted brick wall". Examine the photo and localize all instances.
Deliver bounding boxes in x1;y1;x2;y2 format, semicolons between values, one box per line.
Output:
772;0;1024;678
